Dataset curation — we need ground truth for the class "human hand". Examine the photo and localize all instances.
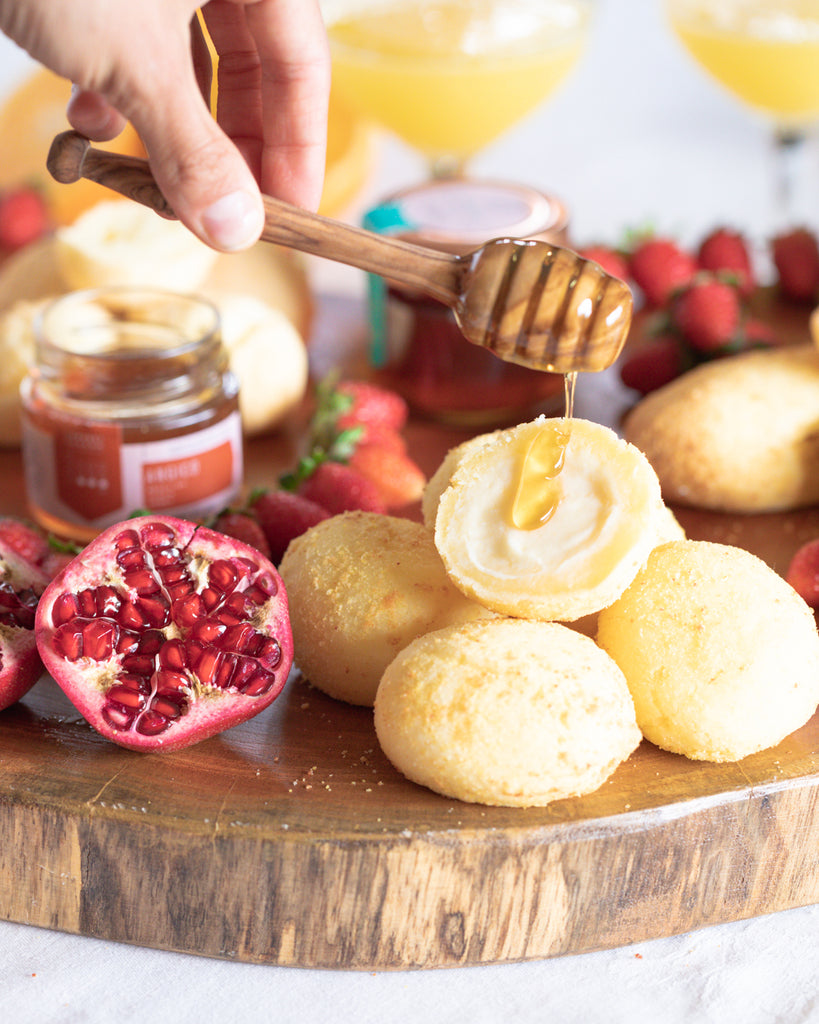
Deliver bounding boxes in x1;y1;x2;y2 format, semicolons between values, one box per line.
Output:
0;0;330;251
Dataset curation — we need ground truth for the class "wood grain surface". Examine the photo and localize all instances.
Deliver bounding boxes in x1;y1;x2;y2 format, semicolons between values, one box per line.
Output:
0;290;818;970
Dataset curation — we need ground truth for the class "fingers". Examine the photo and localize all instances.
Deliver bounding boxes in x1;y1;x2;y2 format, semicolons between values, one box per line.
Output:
110;15;265;252
66;86;129;141
204;0;331;211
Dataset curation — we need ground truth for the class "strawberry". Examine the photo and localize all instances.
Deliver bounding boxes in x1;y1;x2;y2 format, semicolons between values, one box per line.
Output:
348;442;426;508
697;227;755;298
771;228;819;303
785;538;819;609
578;244;630;282
0;186;50;252
249;489;330;563
669;275;741;353
335;380;408;432
629;237;698;308
212;510;271;559
618;335;687;394
298;462;387;515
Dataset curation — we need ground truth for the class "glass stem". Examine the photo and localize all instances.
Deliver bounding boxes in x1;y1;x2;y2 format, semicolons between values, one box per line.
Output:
772;125;809;227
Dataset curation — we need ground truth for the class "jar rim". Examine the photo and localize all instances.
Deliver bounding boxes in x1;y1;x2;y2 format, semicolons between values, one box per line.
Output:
35;286;221;362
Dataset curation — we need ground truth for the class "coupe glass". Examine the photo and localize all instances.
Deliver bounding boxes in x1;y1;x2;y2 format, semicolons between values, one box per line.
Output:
322;0;594;179
666;0;819;223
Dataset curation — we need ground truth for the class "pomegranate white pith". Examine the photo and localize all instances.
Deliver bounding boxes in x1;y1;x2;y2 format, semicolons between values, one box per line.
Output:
35;516;293;752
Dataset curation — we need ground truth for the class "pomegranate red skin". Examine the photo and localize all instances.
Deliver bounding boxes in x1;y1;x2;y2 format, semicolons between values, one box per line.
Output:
0;541;49;711
35;515;294;752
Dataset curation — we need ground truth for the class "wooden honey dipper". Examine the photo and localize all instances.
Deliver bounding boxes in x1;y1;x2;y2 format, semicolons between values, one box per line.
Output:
47;131;632;374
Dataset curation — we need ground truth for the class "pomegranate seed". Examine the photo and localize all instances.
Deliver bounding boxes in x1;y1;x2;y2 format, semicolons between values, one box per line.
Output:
214;653;237;688
102;703;135;730
95;586;121;617
123;567;161;595
166;580;194;603
159;638;187;670
243;585;270;606
118;600;147;629
160;564;189;583
173;592;205;627
223;592;249;617
208;559;240;593
151;547;182;568
254;572;279;597
106;685;146;710
137;594;170;627
53;623;84;660
195;648;221;685
201;587;221;611
241;669;276;696
191;618;226;644
116;630;140;656
230;557;256;579
120;654;154;675
51;592;79;626
140;522;176;549
114;529;140;551
81;619;119;660
77;588;97;616
118;673;150;693
154;668;188;693
137;630;164;655
231;657;258;690
116;547;146;569
255;637;282;670
221;623;257;652
135;710;172;736
150;696;183;719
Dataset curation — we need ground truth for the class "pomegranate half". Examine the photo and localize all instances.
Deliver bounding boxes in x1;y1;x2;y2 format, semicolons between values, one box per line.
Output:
35;515;294;752
0;539;49;711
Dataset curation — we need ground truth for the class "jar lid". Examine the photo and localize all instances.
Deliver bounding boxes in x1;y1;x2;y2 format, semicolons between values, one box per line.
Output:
364;178;569;251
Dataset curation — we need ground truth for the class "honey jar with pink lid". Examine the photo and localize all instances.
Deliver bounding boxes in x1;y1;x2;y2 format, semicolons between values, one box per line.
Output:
364;178;570;426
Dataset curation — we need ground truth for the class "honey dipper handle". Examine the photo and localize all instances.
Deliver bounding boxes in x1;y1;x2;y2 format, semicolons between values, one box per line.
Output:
46;131;461;304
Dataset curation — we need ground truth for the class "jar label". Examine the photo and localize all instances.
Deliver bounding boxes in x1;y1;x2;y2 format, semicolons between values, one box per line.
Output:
22;409;243;530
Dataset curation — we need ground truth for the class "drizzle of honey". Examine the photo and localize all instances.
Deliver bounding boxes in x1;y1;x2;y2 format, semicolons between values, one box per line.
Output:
510;372;576;530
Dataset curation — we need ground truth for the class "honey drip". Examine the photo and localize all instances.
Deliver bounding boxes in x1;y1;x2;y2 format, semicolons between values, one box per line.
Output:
510;372;576;530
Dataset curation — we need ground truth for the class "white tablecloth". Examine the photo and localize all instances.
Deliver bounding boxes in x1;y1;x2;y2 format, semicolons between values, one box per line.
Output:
2;2;819;1021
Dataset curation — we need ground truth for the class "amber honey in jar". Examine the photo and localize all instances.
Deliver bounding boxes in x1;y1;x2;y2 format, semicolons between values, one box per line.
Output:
364;178;571;427
20;288;243;542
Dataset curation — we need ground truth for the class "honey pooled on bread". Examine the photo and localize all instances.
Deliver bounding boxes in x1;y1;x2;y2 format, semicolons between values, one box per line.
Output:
431;416;668;622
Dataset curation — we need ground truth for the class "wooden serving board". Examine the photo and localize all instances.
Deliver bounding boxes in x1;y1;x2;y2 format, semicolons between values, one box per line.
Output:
2;294;819;971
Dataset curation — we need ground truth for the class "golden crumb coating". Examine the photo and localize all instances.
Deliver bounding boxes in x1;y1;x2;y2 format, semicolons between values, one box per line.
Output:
432;417;665;622
374;618;640;807
597;539;819;762
279;512;496;706
623;344;819;512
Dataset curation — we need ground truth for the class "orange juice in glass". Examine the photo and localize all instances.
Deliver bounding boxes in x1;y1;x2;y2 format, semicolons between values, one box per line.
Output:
666;0;819;217
323;0;593;175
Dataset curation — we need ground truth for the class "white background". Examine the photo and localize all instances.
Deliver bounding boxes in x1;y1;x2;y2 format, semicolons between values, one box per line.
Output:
2;1;819;1022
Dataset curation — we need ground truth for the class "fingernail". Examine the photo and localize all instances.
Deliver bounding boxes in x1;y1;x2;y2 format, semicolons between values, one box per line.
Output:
201;191;262;251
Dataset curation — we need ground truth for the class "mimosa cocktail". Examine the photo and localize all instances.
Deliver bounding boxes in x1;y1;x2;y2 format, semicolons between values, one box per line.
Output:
667;0;819;126
666;0;819;220
323;0;592;174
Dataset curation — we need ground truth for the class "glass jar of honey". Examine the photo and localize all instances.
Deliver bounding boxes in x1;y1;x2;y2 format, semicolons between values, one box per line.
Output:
20;288;243;542
364;178;571;426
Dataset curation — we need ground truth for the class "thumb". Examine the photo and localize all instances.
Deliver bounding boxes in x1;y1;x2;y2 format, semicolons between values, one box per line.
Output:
125;64;264;252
